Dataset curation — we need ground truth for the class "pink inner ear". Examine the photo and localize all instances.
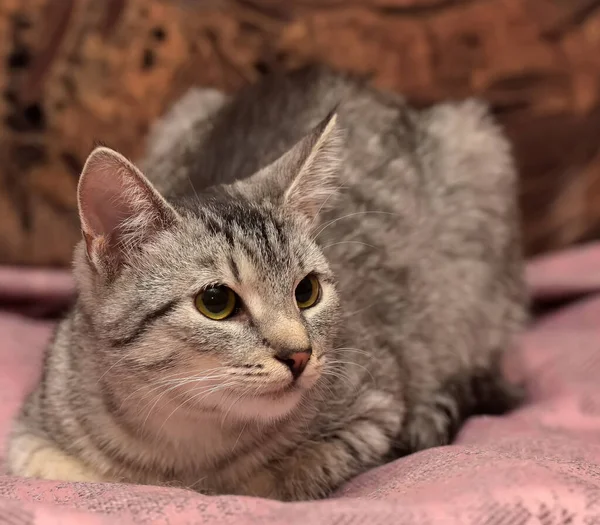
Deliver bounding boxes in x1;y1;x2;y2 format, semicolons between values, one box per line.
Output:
81;167;133;238
77;147;179;271
78;149;151;241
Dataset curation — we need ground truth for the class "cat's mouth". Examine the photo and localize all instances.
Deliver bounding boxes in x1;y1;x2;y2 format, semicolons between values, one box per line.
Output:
226;363;320;402
252;371;321;400
254;380;300;398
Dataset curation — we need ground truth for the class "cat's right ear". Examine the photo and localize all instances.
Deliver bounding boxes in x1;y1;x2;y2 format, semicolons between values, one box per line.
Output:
237;111;344;226
77;147;180;275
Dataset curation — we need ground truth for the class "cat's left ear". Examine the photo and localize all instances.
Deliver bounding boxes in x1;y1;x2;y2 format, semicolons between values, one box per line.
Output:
242;111;344;223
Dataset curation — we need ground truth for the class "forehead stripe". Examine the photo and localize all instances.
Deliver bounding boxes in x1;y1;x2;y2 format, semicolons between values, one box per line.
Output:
107;299;179;347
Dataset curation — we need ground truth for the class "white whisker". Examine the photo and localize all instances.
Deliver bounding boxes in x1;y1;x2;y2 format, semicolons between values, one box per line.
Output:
97;354;130;382
155;380;242;433
232;420;249;453
120;366;231;407
322;240;378;250
309;183;348;229
326;359;376;384
333;347;371;357
136;373;229;420
313;211;402;240
342;302;376;319
320;369;357;393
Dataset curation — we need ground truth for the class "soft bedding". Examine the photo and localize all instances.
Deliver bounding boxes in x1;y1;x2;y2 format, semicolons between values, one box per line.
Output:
1;244;599;524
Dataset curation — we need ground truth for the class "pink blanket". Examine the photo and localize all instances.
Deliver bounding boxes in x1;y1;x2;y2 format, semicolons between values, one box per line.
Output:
1;245;600;524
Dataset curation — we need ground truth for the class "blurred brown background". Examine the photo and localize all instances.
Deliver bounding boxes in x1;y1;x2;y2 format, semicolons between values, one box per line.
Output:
1;0;599;266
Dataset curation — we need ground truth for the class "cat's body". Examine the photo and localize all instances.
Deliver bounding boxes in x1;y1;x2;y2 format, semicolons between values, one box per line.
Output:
7;67;526;500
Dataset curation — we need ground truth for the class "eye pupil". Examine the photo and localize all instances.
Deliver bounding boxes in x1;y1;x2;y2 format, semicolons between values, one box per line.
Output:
195;286;237;320
295;275;320;309
295;278;313;304
202;287;230;314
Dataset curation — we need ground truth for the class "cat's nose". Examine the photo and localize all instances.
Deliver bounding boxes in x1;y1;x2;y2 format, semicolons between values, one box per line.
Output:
274;348;312;380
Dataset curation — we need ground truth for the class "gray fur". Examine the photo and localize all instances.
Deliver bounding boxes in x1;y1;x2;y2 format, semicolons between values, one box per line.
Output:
6;66;526;500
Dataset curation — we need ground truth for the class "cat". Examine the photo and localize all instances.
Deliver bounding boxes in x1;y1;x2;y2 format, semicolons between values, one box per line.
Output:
6;66;527;501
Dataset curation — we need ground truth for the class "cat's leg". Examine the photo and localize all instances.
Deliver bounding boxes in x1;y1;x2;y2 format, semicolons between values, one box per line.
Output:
396;363;524;454
241;390;404;501
7;431;111;483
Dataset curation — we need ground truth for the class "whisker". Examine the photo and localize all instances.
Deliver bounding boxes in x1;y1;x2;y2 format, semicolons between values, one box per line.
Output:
97;355;130;383
126;371;232;410
121;368;210;403
313;378;339;401
320;369;357;393
333;347;371;357
309;184;348;230
152;365;232;386
342;302;376;319
322;240;378;250
121;366;232;406
154;381;242;433
186;173;200;201
313;211;402;240
188;475;208;490
220;383;255;429
137;373;232;420
326;359;376;384
148;385;230;433
231;420;249;453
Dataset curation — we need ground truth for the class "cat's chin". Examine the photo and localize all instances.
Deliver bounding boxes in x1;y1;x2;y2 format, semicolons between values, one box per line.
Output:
220;379;314;422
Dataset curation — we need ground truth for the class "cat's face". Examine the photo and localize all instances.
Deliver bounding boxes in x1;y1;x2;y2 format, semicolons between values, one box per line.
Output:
75;113;343;423
78;202;341;421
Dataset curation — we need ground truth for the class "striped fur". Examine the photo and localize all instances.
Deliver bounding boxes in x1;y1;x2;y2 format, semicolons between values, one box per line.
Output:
6;66;526;500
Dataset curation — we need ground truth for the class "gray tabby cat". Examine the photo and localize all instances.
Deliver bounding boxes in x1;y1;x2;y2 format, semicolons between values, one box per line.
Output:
6;66;526;500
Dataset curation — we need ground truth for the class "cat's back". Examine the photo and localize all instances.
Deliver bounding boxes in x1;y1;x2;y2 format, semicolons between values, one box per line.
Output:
145;64;523;321
145;67;517;249
143;66;345;195
188;66;521;263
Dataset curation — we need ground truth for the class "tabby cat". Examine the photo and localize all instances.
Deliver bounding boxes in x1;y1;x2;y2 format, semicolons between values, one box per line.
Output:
7;66;526;500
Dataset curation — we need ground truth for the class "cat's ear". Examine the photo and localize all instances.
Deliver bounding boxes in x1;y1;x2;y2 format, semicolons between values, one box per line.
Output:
77;147;180;274
244;111;344;223
282;112;344;221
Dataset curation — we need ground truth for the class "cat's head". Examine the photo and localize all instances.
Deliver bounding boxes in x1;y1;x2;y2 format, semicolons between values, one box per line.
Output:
74;113;344;423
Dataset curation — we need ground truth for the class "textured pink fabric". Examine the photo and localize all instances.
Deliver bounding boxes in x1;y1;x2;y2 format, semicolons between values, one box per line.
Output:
1;246;600;524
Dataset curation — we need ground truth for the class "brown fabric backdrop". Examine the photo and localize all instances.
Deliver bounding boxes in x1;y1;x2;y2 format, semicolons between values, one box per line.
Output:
1;0;600;266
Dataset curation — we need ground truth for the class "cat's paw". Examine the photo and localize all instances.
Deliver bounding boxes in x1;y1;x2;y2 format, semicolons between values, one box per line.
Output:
399;400;457;454
238;468;280;499
397;371;525;454
8;433;109;483
238;468;313;501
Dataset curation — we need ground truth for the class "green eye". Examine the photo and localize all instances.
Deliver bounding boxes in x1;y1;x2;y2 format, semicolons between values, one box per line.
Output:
295;275;320;309
195;286;237;320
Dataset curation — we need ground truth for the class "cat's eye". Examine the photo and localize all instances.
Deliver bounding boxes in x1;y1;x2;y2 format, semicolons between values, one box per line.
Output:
195;286;237;320
295;275;320;309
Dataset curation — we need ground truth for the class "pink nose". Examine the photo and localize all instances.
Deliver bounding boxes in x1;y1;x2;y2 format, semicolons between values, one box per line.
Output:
274;350;312;379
